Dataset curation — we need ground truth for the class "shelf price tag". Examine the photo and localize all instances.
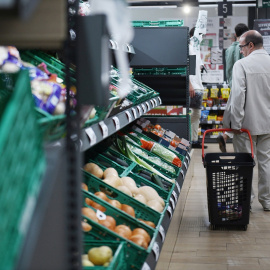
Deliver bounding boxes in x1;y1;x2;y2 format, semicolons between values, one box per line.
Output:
112;116;120;131
152;242;160;261
183;161;187;170
137;105;143;116
141;103;147;113
99;121;108;138
172;190;178;203
150;99;154;107
146;102;150;111
153;99;158;107
187;152;191;159
176;181;181;193
141;262;151;270
125;111;132;123
186;155;190;164
85;127;97;146
167;205;173;219
158;225;166;242
180;169;185;179
216;121;220;124
96;209;106;220
131;108;137;119
170;197;175;210
158;97;162;104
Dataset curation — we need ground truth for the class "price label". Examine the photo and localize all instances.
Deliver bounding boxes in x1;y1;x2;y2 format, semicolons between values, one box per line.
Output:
176;181;181;193
146;102;150;111
150;99;154;107
141;103;147;113
85;127;96;146
180;169;185;179
172;190;178;203
125;111;132;122
207;121;212;124
137;105;143;116
158;97;162;104
167;206;173;219
131;108;137;119
141;262;151;270
99;121;108;138
186;155;190;164
152;242;160;261
96;209;106;220
187;152;191;159
184;161;187;170
158;225;166;242
112;116;120;131
216;121;220;124
170;197;175;210
154;99;158;106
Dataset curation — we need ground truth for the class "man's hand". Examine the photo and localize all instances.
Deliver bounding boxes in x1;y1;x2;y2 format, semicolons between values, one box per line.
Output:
189;82;195;98
231;129;242;134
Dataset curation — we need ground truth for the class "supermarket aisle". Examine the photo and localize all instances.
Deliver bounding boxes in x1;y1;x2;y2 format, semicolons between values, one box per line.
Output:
156;143;270;270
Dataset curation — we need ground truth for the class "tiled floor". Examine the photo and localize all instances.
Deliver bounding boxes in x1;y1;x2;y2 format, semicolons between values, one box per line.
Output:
156;143;270;270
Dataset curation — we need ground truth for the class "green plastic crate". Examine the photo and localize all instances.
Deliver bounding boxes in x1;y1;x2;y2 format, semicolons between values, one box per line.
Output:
82;191;157;270
132;20;184;27
0;70;46;270
35;108;66;142
83;240;126;270
83;171;163;226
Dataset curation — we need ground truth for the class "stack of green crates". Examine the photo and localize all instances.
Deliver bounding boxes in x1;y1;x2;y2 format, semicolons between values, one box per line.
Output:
0;70;46;270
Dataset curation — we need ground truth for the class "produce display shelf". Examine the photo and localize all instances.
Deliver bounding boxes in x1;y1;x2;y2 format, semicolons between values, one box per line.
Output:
80;96;162;151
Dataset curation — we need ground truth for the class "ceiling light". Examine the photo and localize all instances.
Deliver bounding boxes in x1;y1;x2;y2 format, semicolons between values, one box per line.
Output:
183;5;191;14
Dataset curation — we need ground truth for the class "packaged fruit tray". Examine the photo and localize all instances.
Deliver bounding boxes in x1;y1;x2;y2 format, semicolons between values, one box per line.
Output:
0;70;45;270
82;240;126;270
83;171;162;228
82;191;158;270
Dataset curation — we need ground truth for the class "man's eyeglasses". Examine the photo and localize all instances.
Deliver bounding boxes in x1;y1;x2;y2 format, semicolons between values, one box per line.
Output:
239;42;250;49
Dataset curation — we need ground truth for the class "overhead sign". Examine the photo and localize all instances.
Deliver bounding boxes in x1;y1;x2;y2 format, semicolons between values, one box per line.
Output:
218;2;232;16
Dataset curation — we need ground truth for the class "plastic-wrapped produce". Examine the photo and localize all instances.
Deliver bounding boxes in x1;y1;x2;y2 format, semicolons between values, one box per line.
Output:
140;139;181;167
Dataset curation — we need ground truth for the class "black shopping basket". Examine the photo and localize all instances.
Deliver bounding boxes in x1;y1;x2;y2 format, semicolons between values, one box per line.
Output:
202;129;255;230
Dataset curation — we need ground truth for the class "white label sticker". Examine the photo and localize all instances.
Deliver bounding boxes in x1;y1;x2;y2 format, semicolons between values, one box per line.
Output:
167;206;173;219
141;103;147;113
158;225;166;242
176;181;181;193
99;121;108;138
150;99;154;107
96;209;106;220
180;169;185;179
125;111;132;123
216;121;220;124
172;190;178;203
85;127;96;146
137;105;143;116
207;121;212;124
131;108;137;119
141;262;151;270
184;161;187;170
158;97;162;104
170;197;175;210
146;102;150;111
154;99;158;106
152;242;160;261
112;116;120;131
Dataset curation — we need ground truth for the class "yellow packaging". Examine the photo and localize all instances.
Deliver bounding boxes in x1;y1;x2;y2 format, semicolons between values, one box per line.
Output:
221;88;230;99
208;115;217;121
210;88;219;98
203;89;209;100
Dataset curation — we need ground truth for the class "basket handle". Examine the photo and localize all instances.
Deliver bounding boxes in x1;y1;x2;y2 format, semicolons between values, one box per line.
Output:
202;128;254;159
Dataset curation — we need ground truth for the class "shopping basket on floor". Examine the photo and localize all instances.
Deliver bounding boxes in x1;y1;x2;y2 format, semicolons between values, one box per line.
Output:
202;129;255;230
